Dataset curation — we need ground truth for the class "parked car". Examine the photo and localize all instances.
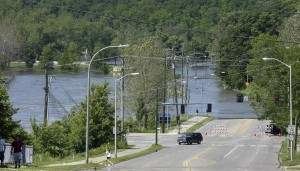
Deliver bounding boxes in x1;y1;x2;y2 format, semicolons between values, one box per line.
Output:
177;132;203;145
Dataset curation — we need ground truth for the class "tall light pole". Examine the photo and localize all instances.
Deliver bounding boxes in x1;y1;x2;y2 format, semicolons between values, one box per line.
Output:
114;72;139;158
85;44;129;164
262;57;293;161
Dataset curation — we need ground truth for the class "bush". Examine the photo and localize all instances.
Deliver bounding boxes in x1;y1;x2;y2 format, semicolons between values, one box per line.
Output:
31;84;115;158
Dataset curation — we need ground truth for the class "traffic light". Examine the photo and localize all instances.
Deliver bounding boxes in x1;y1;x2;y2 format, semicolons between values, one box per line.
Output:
180;104;185;114
206;104;212;113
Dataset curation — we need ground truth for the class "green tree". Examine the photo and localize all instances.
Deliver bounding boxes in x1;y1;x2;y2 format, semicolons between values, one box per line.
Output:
214;0;297;89
245;33;300;130
135;96;147;129
31;121;71;157
31;84;114;156
59;42;79;71
123;37;168;130
39;44;55;68
0;18;21;69
0;76;26;140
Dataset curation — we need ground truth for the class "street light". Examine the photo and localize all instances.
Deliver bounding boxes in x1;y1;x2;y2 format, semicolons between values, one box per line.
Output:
262;57;293;161
114;72;139;158
85;44;129;164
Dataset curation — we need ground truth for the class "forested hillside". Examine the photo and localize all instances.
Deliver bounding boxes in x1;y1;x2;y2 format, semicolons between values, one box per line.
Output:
0;0;295;70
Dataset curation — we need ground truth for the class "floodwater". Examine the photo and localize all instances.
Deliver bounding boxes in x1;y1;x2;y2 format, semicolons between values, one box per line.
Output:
7;66;256;131
8;71;114;130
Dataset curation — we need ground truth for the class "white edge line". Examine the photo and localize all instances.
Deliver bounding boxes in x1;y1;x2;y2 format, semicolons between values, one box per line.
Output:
224;146;239;159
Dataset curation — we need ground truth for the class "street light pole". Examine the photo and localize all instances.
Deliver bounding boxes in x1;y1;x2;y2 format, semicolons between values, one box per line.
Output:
114;78;118;158
85;44;129;164
262;57;293;161
114;72;139;158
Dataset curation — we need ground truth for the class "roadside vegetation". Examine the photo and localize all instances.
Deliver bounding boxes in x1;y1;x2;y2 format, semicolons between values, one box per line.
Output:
4;144;162;171
279;139;300;166
30;84;122;159
187;117;214;133
110;144;163;164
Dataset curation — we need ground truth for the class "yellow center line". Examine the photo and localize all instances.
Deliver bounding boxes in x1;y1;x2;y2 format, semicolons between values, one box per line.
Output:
237;119;255;135
182;147;212;170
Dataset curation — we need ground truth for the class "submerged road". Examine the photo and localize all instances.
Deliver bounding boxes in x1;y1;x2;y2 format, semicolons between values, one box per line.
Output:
109;119;283;171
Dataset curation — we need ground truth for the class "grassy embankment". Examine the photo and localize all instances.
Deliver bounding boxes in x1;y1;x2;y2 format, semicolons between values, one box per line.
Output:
279;139;300;168
186;116;214;133
4;144;162;171
164;114;190;132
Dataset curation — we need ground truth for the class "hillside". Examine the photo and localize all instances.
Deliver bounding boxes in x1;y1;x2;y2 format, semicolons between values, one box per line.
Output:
0;0;296;70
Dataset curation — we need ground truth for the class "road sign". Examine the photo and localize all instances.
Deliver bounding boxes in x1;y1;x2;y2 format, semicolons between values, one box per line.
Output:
159;116;171;124
287;125;296;135
113;127;116;134
288;134;295;141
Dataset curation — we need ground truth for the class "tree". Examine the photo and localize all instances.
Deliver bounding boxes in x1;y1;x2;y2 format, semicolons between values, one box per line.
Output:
214;0;297;89
59;42;79;71
135;96;147;129
0;18;21;69
31;84;114;156
279;11;300;151
245;33;300;131
123;37;168;130
39;44;55;68
0;76;25;140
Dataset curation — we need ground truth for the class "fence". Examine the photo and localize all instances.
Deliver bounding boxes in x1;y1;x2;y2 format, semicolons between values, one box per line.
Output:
3;144;33;164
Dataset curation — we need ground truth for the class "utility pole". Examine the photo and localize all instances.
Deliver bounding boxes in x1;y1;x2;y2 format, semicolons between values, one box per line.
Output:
155;88;159;145
185;57;189;104
172;48;180;134
162;55;167;133
121;58;125;132
181;54;184;105
44;62;51;126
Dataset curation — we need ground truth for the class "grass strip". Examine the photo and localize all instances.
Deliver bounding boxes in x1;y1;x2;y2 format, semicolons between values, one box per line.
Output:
186;117;213;133
279;139;300;167
12;144;163;171
111;144;163;164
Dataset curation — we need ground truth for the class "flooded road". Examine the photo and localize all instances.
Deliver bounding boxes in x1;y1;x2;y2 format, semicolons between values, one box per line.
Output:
7;66;257;131
187;66;256;118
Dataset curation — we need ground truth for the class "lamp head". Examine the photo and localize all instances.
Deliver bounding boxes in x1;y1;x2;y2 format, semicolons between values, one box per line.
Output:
262;57;272;61
130;72;139;76
118;44;129;48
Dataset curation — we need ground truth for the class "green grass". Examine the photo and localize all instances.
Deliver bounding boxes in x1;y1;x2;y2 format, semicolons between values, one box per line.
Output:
2;144;163;171
0;163;102;171
33;142;132;166
166;114;189;132
186;116;213;133
111;144;163;164
279;139;300;166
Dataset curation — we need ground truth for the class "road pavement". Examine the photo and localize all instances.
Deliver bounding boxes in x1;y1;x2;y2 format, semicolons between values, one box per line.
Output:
109;119;283;171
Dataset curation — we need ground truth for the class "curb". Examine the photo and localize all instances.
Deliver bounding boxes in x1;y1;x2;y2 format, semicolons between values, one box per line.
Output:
278;140;283;169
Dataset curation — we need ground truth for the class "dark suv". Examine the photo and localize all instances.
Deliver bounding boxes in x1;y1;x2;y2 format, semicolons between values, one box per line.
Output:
177;132;203;145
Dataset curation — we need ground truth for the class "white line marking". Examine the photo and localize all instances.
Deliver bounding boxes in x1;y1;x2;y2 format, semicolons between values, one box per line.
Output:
224;146;239;159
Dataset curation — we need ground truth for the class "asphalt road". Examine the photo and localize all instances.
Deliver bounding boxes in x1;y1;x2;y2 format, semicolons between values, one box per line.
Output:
108;119;283;171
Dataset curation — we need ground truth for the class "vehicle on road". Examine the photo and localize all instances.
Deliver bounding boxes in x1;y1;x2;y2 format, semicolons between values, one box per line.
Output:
265;123;281;135
177;132;203;145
